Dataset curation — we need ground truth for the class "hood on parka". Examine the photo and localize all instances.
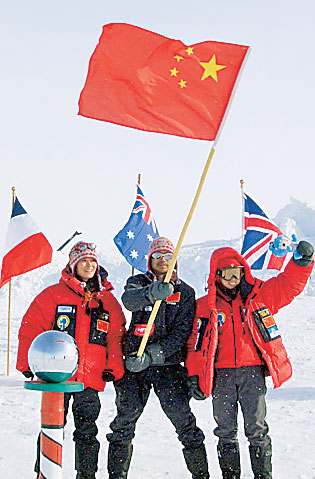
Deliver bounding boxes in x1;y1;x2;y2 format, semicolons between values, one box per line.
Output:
207;247;255;310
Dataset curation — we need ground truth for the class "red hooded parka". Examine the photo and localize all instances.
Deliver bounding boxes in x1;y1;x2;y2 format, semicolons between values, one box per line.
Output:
185;247;313;397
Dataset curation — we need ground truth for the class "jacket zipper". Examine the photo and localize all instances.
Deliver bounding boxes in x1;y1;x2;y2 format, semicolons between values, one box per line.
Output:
231;308;237;367
239;307;245;335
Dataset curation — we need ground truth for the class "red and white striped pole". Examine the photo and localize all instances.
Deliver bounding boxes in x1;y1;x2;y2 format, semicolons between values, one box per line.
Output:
25;381;84;478
38;392;64;478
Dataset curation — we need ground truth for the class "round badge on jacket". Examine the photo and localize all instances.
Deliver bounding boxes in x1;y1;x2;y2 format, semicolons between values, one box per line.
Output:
218;312;226;327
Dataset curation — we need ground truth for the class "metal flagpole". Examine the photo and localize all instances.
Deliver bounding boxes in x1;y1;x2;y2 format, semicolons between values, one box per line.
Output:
137;48;252;358
240;179;245;251
7;186;16;376
131;173;141;277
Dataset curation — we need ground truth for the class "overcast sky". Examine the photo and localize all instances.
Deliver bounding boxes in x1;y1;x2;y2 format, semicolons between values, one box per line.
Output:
1;0;315;254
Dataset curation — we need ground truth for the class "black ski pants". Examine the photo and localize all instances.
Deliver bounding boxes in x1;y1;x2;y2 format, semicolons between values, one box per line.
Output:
107;365;205;449
212;366;271;448
64;387;101;472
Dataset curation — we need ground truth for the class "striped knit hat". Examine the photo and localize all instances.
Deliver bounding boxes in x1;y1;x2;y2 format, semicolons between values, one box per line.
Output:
69;242;98;273
147;237;175;271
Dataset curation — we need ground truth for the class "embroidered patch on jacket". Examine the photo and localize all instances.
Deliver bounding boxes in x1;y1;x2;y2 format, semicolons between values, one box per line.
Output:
166;292;181;304
54;305;77;338
56;315;71;330
90;308;110;346
195;317;209;351
252;307;281;342
97;320;109;333
57;305;73;313
134;324;155;337
217;312;226;327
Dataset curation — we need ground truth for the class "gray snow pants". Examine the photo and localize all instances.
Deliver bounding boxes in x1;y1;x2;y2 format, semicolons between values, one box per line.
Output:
212;366;271;448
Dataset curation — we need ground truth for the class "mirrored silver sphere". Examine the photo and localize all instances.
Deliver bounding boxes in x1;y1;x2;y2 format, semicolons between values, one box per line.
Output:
28;331;79;382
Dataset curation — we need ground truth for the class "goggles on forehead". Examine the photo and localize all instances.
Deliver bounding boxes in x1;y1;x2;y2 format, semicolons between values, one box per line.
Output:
217;266;243;281
151;252;173;260
70;242;97;256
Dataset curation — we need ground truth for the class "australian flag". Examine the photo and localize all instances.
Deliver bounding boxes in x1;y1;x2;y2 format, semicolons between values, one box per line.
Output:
241;192;286;270
114;185;159;273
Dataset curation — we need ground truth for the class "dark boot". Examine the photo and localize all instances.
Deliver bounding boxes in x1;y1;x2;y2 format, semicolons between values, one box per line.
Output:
182;444;210;479
217;443;241;479
249;444;272;479
108;442;133;479
76;473;96;479
75;442;99;476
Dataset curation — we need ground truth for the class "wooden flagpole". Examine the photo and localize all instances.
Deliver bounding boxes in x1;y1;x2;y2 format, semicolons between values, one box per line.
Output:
137;147;215;356
131;173;141;277
137;47;252;357
7;186;16;376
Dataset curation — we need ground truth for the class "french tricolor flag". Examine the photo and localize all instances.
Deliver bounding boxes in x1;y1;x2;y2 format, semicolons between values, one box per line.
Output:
0;197;53;288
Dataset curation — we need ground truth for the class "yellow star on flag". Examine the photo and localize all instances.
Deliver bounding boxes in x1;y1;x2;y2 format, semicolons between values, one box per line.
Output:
200;54;226;82
185;47;194;55
170;67;179;77
178;79;187;88
174;55;184;63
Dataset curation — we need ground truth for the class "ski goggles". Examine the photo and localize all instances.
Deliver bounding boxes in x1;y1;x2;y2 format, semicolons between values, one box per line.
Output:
70;242;97;255
151;252;174;260
217;266;243;281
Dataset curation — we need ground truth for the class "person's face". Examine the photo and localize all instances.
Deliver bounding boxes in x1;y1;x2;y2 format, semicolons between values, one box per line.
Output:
150;250;173;278
220;275;242;289
76;258;98;282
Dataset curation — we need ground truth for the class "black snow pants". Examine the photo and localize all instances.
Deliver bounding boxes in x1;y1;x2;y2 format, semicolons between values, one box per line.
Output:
212;366;272;478
107;365;205;447
212;366;271;447
64;387;101;473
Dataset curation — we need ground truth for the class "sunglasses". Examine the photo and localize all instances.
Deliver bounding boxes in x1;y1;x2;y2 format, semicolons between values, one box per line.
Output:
70;242;97;256
151;252;173;260
217;267;243;281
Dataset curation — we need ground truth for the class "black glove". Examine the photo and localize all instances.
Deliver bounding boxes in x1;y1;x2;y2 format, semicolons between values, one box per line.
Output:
187;375;207;400
146;343;165;365
293;241;314;266
102;370;116;382
146;281;174;303
125;351;151;372
22;370;34;380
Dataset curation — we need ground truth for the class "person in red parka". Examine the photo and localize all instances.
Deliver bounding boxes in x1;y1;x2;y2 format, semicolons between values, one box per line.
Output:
185;241;314;479
16;241;126;479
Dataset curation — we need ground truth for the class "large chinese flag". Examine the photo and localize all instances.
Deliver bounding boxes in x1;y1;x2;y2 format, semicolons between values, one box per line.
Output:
78;24;249;141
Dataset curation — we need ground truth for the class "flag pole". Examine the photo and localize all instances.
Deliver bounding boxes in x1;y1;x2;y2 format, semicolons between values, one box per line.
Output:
240;179;245;251
131;173;141;277
137;146;216;356
7;186;16;376
137;48;252;358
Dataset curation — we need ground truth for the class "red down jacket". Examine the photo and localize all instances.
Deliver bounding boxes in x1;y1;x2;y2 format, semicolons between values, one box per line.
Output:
16;267;126;391
185;247;313;397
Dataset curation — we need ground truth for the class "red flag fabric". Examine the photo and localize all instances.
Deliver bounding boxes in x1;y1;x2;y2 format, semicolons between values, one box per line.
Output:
78;24;249;141
0;197;53;288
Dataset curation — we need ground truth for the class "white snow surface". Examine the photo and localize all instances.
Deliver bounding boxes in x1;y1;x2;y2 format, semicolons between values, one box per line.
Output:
1;198;315;478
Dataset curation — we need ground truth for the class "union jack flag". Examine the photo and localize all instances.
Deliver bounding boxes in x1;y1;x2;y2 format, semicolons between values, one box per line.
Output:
241;192;286;270
114;185;159;272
